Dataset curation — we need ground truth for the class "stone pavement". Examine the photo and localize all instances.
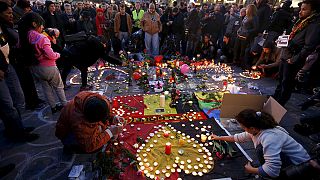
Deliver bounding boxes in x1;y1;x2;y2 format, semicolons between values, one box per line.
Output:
0;67;319;180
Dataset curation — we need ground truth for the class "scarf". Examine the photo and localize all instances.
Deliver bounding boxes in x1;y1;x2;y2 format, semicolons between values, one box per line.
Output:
289;13;319;40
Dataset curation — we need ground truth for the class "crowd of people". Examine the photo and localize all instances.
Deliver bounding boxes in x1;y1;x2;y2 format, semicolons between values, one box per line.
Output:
1;0;320;178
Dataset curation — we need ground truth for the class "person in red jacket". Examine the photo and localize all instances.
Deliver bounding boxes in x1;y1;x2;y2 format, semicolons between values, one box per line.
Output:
55;91;123;153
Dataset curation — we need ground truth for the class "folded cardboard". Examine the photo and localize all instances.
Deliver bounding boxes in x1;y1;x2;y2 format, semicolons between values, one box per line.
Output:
220;94;287;123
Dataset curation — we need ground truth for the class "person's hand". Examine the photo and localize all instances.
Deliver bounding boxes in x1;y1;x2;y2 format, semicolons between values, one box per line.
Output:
258;64;266;69
109;125;123;136
244;162;254;173
210;134;220;140
0;70;4;81
287;58;293;64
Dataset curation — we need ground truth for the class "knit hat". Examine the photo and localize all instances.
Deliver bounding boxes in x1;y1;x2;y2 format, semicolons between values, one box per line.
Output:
96;8;104;13
84;97;109;123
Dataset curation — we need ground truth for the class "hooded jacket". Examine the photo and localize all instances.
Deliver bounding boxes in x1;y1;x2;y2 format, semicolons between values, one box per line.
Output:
55;91;113;153
28;30;60;66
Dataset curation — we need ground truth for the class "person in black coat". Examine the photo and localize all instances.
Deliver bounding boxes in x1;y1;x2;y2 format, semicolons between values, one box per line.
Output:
171;7;185;55
274;0;320;106
42;1;65;50
59;35;122;90
254;0;272;34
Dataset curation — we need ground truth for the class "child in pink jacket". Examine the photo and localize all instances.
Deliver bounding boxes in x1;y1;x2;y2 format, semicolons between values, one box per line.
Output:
21;13;67;113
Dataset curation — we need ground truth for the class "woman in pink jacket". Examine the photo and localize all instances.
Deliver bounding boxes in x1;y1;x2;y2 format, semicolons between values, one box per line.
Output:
18;12;67;113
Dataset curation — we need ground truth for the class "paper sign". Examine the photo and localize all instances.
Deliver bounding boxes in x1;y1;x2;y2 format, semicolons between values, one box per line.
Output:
276;35;289;47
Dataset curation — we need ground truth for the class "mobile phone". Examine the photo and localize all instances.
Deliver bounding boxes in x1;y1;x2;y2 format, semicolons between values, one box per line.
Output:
155;108;165;113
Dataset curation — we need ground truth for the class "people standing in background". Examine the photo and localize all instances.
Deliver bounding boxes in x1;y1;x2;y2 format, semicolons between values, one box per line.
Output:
132;1;144;33
141;3;162;56
114;3;132;50
0;1;39;142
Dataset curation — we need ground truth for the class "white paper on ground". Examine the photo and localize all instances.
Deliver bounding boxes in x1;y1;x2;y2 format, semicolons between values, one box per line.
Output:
68;165;84;178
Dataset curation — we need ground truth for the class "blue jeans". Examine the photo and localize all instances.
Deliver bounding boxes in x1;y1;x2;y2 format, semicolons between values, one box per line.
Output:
118;31;129;50
145;32;159;56
0;64;25;133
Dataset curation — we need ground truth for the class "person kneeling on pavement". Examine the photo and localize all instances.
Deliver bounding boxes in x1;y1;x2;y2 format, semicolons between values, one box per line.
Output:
211;109;317;179
55;91;123;153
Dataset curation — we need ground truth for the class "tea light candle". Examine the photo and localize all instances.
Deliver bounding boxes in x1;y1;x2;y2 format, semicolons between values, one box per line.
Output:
181;124;185;127
207;165;212;169
137;157;142;161
199;164;203;168
208;157;213;161
204;160;209;164
131;124;134;127
144;170;149;175
193;144;197;148
175;157;180;160
165;142;171;155
144;159;148;162
154;162;158;167
165;173;170;178
185;170;190;174
170;136;175;139
198;149;203;153
198;172;203;176
164;91;169;98
180;165;185;169
140;166;145;170
162;169;166;173
177;169;182;173
150;144;154;148
166;165;171;170
139;162;143;166
199;121;203;125
203;169;208;173
192;172;197;176
187;159;192;164
171;169;175;173
150;175;155;179
201;134;207;142
180;161;185;165
195;127;199;130
146;148;151;152
160;95;165;108
187;165;192;169
191;124;195;127
203;155;207;159
154;140;158;143
137;127;141;131
145;163;150;167
196;158;201;162
142;153;147;157
172;164;177;168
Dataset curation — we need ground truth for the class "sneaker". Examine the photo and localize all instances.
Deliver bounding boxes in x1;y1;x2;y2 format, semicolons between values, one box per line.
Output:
0;163;15;178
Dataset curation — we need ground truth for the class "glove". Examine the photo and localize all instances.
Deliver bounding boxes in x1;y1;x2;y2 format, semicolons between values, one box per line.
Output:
296;69;310;83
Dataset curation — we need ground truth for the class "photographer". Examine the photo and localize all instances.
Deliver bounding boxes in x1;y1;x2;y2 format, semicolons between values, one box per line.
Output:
56;91;123;154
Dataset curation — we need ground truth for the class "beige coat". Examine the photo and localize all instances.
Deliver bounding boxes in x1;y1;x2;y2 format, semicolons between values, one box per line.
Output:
140;11;162;35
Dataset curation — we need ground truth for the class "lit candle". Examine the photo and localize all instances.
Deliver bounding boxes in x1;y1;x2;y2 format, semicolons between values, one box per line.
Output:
165;142;171;155
163;131;169;138
164;91;169;99
153;74;157;81
201;134;207;142
160;95;165;108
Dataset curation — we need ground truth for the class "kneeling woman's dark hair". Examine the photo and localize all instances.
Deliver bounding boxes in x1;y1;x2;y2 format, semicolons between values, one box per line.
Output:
235;109;278;130
84;97;109;123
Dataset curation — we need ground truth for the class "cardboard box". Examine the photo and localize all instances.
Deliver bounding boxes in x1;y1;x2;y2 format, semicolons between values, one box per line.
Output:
220;94;287;124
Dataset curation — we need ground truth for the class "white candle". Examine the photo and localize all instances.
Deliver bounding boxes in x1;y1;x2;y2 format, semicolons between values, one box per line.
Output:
160;95;165;108
153;74;157;81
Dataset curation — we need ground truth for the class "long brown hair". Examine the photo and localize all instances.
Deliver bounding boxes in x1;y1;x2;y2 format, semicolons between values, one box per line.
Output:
246;4;257;20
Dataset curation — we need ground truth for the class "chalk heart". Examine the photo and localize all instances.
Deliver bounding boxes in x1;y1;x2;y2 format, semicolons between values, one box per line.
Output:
136;127;214;179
